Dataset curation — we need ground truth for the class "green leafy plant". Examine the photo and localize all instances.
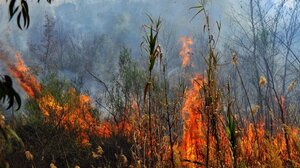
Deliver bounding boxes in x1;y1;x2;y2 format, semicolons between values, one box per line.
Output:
7;0;52;29
0;75;21;111
141;15;162;167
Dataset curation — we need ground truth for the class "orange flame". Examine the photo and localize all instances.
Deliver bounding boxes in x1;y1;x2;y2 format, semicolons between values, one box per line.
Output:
239;123;300;166
7;53;136;144
37;88;101;144
180;75;232;167
181;74;206;163
7;53;300;166
179;36;193;68
8;53;41;98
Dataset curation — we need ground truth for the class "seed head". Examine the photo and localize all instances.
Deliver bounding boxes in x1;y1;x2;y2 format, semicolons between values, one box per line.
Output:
25;151;34;161
50;163;57;168
231;52;238;65
259;75;267;87
288;80;297;92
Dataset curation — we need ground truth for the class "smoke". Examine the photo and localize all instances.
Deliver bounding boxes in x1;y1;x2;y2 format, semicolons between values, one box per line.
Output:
0;0;234;58
0;0;263;101
0;0;271;54
0;0;229;96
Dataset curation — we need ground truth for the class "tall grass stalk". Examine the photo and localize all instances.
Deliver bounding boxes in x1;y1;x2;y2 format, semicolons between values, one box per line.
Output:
142;15;162;167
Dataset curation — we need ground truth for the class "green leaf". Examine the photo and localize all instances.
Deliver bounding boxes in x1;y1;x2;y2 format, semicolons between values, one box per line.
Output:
189;4;205;21
0;75;22;110
7;0;52;29
8;0;17;20
21;0;30;29
17;12;22;30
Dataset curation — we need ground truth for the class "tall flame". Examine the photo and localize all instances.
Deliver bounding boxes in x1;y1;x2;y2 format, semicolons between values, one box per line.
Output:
179;36;193;68
180;75;232;167
8;53;41;98
6;53;300;165
181;74;206;163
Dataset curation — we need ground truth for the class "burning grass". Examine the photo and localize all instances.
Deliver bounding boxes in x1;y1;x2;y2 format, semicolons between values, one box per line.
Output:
7;53;137;145
1;16;300;168
4;43;300;167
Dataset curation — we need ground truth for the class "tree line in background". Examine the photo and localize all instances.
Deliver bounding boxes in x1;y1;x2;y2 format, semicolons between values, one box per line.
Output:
0;0;300;167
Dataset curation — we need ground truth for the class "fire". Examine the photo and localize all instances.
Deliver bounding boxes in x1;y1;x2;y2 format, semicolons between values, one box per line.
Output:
6;53;300;166
37;88;101;144
240;122;265;164
179;36;193;68
181;74;206;164
8;53;41;98
180;74;300;167
239;123;300;166
7;53;135;144
180;73;234;167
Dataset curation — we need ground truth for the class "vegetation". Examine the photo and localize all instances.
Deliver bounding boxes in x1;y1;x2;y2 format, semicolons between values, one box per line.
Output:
6;0;52;29
0;0;300;167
